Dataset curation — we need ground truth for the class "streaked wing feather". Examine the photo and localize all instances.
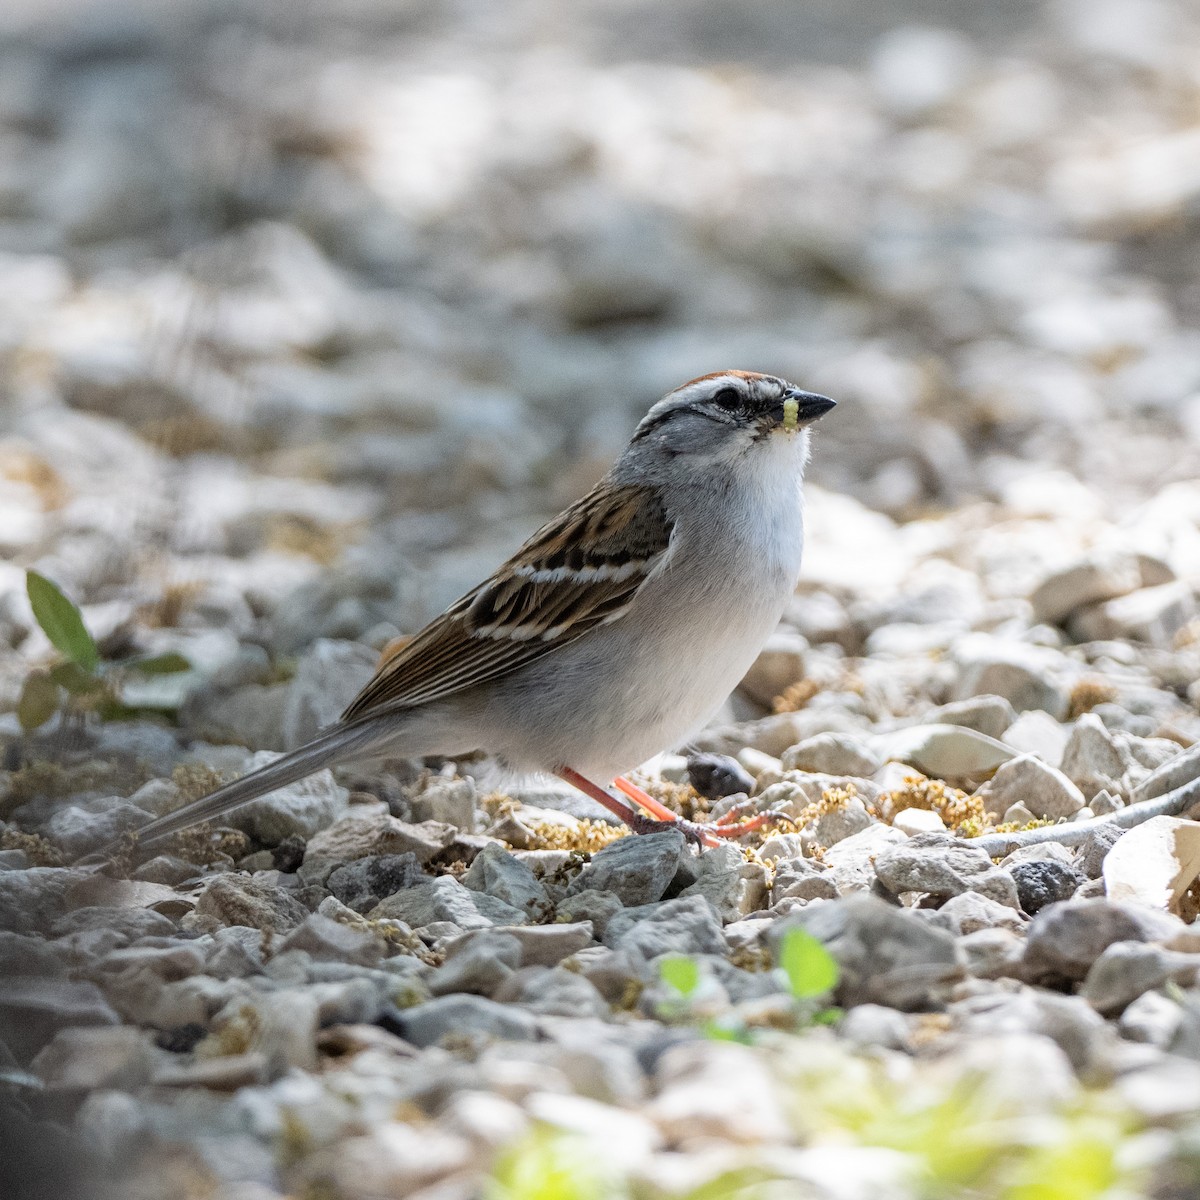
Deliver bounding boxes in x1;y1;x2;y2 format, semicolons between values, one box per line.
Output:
341;483;673;719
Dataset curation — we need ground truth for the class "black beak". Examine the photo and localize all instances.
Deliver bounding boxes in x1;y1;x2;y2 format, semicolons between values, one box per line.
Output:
775;388;836;428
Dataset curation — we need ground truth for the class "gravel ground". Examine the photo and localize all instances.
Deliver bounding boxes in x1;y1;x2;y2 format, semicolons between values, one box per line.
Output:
5;1;1200;1197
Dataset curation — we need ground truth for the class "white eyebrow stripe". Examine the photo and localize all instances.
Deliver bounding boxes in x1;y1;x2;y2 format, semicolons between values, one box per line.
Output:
510;560;649;583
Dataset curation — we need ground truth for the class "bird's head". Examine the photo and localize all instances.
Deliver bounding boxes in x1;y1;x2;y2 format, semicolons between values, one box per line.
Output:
626;371;835;472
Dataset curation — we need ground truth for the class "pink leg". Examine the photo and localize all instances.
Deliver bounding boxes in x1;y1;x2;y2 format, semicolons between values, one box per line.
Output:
557;767;719;848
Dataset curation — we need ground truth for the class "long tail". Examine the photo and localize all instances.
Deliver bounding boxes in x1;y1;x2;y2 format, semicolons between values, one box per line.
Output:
83;716;394;865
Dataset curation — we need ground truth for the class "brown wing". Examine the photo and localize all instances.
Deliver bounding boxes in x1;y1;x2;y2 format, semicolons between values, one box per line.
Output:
340;482;674;720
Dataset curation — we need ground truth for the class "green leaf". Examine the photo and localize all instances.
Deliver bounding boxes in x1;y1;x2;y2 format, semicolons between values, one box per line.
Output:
49;661;106;697
17;670;60;731
659;955;701;998
26;571;99;673
777;928;839;1000
702;1018;753;1045
122;652;191;675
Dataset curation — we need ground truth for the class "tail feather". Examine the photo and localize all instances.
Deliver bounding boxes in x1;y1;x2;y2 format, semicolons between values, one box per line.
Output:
84;718;392;865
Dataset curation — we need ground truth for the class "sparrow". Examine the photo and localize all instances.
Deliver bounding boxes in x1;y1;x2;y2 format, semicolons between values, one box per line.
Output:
97;371;834;859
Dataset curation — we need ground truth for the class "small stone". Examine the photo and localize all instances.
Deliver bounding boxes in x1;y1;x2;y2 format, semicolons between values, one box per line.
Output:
50;905;176;941
392;993;539;1048
678;843;769;921
429;932;522;997
874;834;1020;907
306;1124;472;1198
1002;801;1038;826
686;753;755;801
31;1025;159;1092
554;889;624;938
935;891;1027;935
0;977;119;1063
1061;714;1129;799
326;853;425;913
281;639;377;749
604;896;725;964
821;824;908;894
951;635;1070;718
462;844;549;918
368;876;526;931
1119;990;1185;1047
193;875;309;933
928;695;1018;740
569;830;686;907
1081;941;1200;1016
131;855;203;886
301;814;455;882
774;894;960;1010
872;724;1015;780
276;913;386;966
153;1052;269;1090
407;775;478;832
45;802;151;858
1090;790;1125;816
837;1004;912;1051
228;751;349;844
1072;582;1196;649
649;1041;791;1145
494;965;609;1019
975;755;1086;821
738;630;808;706
1002;710;1070;768
1131;741;1200;805
770;857;840;905
1024;899;1183;983
958;928;1026;980
1030;554;1143;625
893;808;947;836
442;923;595;968
271;835;306;874
781;733;883;778
1010;859;1085;915
1102;816;1200;913
1077;824;1127;878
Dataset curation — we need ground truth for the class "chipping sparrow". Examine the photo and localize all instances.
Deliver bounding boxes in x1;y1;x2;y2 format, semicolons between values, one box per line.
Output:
100;371;834;858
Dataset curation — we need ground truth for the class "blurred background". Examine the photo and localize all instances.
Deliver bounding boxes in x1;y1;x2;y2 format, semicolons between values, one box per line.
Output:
2;0;1200;714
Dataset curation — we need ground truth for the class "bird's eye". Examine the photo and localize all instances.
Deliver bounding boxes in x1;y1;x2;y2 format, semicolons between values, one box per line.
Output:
711;386;741;412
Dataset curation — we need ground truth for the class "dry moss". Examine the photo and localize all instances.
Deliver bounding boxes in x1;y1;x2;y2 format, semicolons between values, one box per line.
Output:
263;513;361;566
1068;678;1119;720
3;759;150;811
171;761;228;803
0;828;65;866
522;817;628;854
773;678;821;713
769;782;857;839
872;774;984;834
166;823;251;866
138;580;207;629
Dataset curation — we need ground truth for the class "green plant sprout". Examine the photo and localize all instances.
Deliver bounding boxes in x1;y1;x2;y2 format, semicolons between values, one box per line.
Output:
17;570;190;732
656;927;841;1042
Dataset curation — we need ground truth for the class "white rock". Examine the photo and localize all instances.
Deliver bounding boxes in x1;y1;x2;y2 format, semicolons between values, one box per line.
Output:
281;638;377;749
1061;713;1128;799
1030;554;1142;625
738;630;809;707
1103;817;1200;914
1003;709;1070;768
951;634;1070;718
892;808;947;836
1072;582;1197;649
872;723;1015;780
974;754;1086;821
229;752;349;844
782;733;882;777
